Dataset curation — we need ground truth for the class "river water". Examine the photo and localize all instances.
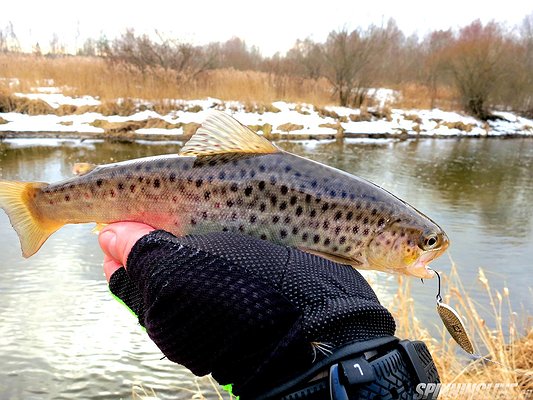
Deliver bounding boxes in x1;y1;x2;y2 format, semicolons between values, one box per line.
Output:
0;137;532;399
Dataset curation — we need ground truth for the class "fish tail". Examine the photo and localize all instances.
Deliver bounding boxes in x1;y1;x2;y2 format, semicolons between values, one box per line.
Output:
0;180;62;258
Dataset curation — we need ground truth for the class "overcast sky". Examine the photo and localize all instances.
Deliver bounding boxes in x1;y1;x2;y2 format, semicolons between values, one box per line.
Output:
2;0;532;55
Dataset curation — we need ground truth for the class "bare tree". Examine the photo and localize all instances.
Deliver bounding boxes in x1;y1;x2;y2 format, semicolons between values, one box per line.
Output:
443;20;507;119
322;28;376;107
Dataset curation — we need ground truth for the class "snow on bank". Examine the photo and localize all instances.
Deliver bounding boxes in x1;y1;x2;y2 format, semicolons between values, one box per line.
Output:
1;88;532;139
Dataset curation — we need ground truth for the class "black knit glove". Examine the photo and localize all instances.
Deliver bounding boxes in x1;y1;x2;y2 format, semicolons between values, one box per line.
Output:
108;230;396;398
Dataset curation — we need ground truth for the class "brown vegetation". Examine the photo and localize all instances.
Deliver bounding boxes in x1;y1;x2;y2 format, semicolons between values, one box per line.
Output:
1;15;533;119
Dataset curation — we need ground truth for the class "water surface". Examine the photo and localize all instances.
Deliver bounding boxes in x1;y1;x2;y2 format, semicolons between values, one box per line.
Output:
0;137;532;399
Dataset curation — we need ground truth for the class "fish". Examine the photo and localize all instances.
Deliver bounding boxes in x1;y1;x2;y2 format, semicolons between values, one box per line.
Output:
0;111;449;278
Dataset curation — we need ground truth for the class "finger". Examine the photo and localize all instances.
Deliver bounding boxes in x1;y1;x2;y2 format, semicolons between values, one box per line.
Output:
98;222;155;267
103;254;122;282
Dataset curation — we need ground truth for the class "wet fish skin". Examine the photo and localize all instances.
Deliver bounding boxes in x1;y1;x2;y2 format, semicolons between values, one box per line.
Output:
0;111;449;277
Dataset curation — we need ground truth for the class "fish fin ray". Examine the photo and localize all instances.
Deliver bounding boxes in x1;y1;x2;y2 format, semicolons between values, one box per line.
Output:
297;247;362;267
0;180;63;258
72;162;97;175
179;111;279;156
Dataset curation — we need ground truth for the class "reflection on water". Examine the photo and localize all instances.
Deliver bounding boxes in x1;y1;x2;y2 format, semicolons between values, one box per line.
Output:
0;137;532;399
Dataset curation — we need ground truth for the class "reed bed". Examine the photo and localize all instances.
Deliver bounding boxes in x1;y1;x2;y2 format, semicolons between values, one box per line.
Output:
0;54;458;110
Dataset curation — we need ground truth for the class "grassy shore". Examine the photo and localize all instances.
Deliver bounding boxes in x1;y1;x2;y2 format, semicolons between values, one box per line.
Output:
0;53;458;110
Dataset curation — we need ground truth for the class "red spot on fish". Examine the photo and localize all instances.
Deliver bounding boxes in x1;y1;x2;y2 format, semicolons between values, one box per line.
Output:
215;202;220;208
110;190;115;198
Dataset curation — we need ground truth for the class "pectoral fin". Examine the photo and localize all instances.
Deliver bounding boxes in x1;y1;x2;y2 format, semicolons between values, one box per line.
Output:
297;247;362;267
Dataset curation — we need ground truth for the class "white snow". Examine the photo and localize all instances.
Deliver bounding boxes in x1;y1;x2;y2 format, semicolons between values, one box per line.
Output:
1;88;532;139
13;92;101;108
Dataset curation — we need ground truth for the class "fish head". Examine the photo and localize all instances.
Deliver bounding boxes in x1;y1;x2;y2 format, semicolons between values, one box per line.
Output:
366;217;449;278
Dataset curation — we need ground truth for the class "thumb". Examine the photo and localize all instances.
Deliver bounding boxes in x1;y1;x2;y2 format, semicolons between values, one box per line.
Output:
98;222;155;267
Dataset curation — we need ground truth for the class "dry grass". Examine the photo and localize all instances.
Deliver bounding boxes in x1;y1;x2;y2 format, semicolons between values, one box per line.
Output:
389;262;532;399
391;83;459;111
0;54;461;112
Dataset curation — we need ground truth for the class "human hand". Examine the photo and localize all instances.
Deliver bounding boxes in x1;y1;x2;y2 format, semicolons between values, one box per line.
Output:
98;222;155;281
97;227;396;398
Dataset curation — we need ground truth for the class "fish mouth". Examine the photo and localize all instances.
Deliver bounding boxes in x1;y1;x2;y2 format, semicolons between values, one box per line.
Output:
407;243;448;278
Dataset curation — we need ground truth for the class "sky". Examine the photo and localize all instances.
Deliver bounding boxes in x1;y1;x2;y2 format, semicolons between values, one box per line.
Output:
2;0;532;56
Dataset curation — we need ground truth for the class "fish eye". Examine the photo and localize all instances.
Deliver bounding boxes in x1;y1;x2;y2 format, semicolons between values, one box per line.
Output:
419;233;439;250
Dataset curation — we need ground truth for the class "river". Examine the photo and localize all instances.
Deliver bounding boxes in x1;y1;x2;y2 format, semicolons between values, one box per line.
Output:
0;137;532;399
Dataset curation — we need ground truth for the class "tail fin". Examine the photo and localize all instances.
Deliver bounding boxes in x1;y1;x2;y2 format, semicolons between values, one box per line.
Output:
0;180;62;258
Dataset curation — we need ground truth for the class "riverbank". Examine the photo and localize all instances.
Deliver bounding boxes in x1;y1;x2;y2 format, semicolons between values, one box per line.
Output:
1;87;532;140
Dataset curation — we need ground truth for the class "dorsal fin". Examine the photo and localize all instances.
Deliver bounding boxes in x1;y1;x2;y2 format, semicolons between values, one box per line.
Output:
179;111;278;156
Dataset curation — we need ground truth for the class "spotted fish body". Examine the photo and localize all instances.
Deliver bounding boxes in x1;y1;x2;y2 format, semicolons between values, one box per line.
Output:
0;112;449;278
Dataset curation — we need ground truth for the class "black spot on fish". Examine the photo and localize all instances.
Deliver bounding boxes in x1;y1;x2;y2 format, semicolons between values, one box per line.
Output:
345;246;352;252
259;165;266;172
270;195;277;206
285;165;292;172
296;206;303;216
272;215;280;223
195;179;203;188
341;191;347;198
311;180;317;188
154;179;161;188
363;217;369;225
324;238;331;246
65;195;70;202
279;202;287;211
336;226;342;235
204;191;211;200
218;171;226;180
280;229;287;238
118;183;124;190
240;169;246;178
372;208;377;215
169;173;176;182
280;185;288;195
202;211;208;220
226;200;234;207
313;234;320;244
323;221;330;229
322;203;329;212
302;233;308;241
250;170;256;178
244;187;253;196
222;227;229;232
363;228;369;236
378;218;385;227
335;211;342;220
96;179;103;187
305;194;312;203
250;215;257;223
259;203;266;212
261;234;267;240
332;246;338;252
339;236;346;244
292;227;298;234
236;198;243;206
310;210;316;218
352;226;359;234
346;211;353;221
290;196;297;205
270;176;277;185
294;172;302;177
208;159;217;166
145;166;152;172
130;184;136;193
190;218;197;225
230;183;238;192
329;190;336;197
258;181;266;191
284;216;291;224
239;225;245;232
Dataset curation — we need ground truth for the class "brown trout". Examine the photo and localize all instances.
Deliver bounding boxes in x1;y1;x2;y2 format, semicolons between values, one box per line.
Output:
0;111;449;278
